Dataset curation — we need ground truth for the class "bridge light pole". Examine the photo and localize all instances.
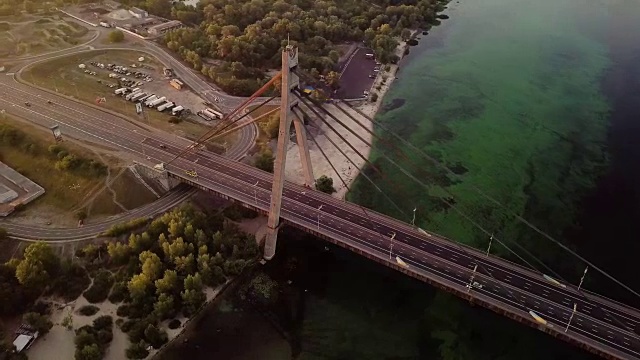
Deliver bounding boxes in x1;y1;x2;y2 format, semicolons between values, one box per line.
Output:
389;232;396;261
317;205;323;231
411;207;417;226
466;264;478;293
565;303;578;332
253;181;259;206
577;266;589;291
486;234;493;256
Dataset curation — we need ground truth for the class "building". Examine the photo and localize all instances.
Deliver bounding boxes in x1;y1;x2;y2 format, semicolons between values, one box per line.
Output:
128;7;148;19
170;79;184;90
148;20;183;36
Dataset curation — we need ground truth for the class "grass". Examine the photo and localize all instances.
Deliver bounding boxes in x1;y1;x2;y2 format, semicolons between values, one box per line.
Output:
88;169;158;216
0;17;90;57
23;49;236;147
0;117;113;211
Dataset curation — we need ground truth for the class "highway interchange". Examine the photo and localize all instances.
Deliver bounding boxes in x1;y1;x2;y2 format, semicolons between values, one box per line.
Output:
1;70;639;359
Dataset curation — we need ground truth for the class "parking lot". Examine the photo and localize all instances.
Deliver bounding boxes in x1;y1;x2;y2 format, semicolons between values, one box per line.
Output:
335;48;380;99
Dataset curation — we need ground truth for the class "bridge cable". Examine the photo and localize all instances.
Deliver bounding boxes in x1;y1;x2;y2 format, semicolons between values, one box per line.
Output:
292;106;567;330
295;91;545;273
293;80;640;332
293;70;640;302
336;98;640;301
165;74;281;165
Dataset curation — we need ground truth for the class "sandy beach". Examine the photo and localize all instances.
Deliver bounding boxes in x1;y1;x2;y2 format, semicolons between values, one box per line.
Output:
285;33;414;198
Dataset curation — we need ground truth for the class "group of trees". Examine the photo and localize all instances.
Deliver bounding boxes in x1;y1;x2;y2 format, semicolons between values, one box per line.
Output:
74;315;113;360
150;0;447;95
98;204;259;358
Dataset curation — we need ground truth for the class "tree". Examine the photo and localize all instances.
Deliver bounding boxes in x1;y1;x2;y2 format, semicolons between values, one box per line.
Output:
315;175;336;194
325;71;340;90
75;344;101;360
0;227;7;240
254;148;274;173
108;29;125;43
265;114;280;139
16;242;59;290
401;28;412;41
107;242;131;265
128;273;151;301
139;251;162;281
75;209;87;221
181;273;205;315
155;269;179;295
371;93;379;102
153;293;175;320
23;312;53;335
143;324;168;349
23;0;35;13
125;340;149;360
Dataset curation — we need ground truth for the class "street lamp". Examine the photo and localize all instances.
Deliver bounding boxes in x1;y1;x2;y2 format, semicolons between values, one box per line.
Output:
577;267;589;291
389;232;396;261
486;234;493;256
411;207;417;226
253;181;259;206
317;205;323;231
466;264;478;293
565;303;578;332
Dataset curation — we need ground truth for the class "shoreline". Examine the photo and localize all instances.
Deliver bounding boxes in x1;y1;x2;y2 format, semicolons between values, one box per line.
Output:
284;32;416;198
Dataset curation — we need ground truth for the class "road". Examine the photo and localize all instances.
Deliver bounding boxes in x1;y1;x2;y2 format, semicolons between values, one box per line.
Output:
1;74;639;359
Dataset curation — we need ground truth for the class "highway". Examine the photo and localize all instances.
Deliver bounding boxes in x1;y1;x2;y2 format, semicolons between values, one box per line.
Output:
1;72;639;359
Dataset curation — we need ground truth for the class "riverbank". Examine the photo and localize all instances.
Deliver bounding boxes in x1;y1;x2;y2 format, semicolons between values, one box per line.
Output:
285;32;416;198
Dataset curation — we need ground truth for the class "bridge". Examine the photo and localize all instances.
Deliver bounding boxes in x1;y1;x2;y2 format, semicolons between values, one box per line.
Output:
2;45;639;359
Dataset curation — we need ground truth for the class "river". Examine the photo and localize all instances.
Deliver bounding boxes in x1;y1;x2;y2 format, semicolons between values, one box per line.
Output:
159;0;640;358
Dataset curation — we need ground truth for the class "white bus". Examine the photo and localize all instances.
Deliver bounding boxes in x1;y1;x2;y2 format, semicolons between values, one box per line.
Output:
114;87;127;95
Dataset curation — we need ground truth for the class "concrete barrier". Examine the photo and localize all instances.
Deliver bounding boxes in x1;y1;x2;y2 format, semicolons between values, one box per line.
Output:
57;9;97;27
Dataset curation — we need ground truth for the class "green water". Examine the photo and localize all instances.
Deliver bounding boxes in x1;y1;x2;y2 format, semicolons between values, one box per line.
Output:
350;0;611;265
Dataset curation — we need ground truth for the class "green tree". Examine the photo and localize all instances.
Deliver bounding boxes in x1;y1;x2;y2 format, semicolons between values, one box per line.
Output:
125;340;149;360
181;273;205;315
0;227;6;240
108;30;125;43
265;114;280;139
75;344;101;360
23;0;35;13
315;175;336;194
139;251;162;281
75;209;87;221
128;273;151;301
23;312;53;335
401;28;412;41
107;242;131;266
155;269;179;295
325;71;341;90
153;293;175;320
371;93;379;102
254;148;274;173
16;242;59;290
143;324;168;349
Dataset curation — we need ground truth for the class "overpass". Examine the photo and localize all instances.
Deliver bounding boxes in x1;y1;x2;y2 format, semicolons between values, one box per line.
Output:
2;45;639;359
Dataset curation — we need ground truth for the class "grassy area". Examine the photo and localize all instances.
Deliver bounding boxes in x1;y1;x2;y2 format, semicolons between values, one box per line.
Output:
23;49;236;147
0;117;113;211
249;104;279;152
88;169;158;216
0;16;90;57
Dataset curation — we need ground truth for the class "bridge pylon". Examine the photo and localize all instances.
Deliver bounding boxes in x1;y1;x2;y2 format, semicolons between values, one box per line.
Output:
264;45;314;260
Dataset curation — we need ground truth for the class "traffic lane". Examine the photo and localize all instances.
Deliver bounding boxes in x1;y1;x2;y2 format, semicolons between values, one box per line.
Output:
164;151;639;358
1;187;192;237
144;137;640;333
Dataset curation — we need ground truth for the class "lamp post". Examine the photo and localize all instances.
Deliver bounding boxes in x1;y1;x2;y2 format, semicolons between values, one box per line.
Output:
411;207;417;226
317;205;323;231
389;232;396;261
577;267;588;291
486;234;493;256
467;264;478;293
565;303;578;332
253;181;259;206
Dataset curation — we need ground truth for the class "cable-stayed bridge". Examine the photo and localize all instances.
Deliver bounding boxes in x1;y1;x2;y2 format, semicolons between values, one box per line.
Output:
2;45;639;359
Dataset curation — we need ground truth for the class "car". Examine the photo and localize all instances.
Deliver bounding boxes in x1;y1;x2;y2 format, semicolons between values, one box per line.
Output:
466;281;484;290
47;100;53;105
185;170;198;178
159;144;167;149
24;102;31;107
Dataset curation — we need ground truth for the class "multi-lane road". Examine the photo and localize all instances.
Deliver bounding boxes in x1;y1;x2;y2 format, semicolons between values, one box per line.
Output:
2;66;639;359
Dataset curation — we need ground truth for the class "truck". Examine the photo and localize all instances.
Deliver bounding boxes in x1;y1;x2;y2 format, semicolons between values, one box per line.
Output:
114;87;127;95
130;87;140;94
99;22;110;28
148;96;166;108
138;94;153;103
131;92;147;102
126;90;142;101
171;105;184;116
144;95;159;106
157;102;174;112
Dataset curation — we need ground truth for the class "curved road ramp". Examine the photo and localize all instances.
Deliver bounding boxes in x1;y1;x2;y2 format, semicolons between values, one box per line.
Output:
0;161;44;217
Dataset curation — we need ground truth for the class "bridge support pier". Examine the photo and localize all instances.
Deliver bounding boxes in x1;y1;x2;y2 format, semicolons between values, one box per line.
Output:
264;45;312;260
